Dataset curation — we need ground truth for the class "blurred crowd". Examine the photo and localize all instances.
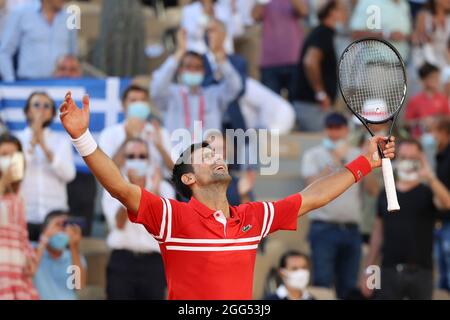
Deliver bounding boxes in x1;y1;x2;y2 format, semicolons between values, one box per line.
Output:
0;0;450;300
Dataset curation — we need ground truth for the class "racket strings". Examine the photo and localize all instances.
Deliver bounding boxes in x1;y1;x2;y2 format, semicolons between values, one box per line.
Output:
339;40;406;122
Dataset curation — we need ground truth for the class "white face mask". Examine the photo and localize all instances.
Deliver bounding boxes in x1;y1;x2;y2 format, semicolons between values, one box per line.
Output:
124;159;148;177
283;269;310;290
0;155;12;172
395;159;421;182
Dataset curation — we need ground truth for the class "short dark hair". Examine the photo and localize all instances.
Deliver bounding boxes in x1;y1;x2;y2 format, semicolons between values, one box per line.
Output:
399;138;423;151
0;133;23;152
279;250;310;269
181;51;205;67
435;117;450;135
41;209;68;233
121;84;149;103
171;142;210;199
317;0;338;22
23;92;56;125
418;62;439;79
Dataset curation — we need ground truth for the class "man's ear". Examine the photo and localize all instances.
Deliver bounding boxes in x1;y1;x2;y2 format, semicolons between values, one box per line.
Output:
181;173;195;186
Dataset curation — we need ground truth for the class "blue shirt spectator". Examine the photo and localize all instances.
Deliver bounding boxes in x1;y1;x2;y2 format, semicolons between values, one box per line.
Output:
0;1;78;81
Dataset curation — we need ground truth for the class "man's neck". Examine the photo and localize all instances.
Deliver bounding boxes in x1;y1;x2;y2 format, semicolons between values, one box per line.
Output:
396;180;420;192
41;1;58;24
194;186;230;218
47;247;64;259
322;18;335;30
438;139;450;153
286;287;303;300
188;86;201;94
424;88;437;97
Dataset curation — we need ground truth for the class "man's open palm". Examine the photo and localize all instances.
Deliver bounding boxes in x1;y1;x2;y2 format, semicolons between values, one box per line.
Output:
59;91;90;139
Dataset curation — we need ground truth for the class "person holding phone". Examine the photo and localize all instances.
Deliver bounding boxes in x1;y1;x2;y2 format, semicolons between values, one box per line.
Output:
0;133;39;300
33;210;86;300
18;92;76;241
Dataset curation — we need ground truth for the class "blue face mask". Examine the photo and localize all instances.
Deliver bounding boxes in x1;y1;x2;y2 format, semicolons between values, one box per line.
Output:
421;133;437;150
49;232;69;251
323;138;345;150
125;159;148;177
127;102;151;121
181;72;204;87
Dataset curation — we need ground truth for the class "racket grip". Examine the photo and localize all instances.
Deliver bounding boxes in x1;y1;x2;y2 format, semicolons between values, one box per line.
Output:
381;158;400;212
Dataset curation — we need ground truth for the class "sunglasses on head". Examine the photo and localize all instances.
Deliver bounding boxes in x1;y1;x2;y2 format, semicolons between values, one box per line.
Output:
32;101;52;109
125;154;148;160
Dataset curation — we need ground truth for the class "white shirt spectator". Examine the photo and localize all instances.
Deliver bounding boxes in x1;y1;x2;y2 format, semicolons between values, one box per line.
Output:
239;77;295;134
181;0;245;54
350;0;412;60
235;0;257;26
98;122;173;177
18;128;76;224
102;177;175;253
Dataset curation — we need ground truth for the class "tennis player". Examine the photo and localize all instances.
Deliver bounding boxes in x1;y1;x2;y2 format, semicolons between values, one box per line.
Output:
59;92;396;300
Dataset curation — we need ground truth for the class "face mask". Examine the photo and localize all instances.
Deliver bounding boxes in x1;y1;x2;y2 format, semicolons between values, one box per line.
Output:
125;159;148;177
322;138;345;151
198;13;210;27
283;269;310;290
127;102;151;121
421;133;437;150
49;232;69;251
396;159;421;182
181;72;204;87
0;155;11;172
334;21;345;33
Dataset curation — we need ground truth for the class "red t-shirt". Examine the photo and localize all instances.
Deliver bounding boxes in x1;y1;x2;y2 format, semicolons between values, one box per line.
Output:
128;188;302;300
405;92;450;135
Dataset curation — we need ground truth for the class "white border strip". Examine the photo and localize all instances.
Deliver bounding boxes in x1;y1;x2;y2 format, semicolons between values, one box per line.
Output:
166;244;258;252
263;202;275;238
166;236;261;244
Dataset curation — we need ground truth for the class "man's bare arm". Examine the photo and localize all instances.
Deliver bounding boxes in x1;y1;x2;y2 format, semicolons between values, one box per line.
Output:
298;136;396;217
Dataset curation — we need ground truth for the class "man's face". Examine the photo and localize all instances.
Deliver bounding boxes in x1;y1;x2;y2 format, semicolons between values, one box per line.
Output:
54;57;81;78
423;71;441;92
123;90;148;111
180;55;205;75
206;20;226;51
27;94;54;125
325;125;349;141
124;141;149;162
331;0;348;25
397;143;421;162
431;126;449;149
0;142;18;157
279;255;310;286
186;147;231;188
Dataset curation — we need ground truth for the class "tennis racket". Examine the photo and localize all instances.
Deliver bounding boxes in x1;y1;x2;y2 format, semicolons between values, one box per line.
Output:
338;38;407;212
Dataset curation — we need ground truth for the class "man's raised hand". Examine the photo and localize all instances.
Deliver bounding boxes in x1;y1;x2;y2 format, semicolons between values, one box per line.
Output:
59;91;90;139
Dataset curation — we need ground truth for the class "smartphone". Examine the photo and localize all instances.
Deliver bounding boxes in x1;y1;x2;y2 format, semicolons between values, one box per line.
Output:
63;216;87;231
10;152;24;182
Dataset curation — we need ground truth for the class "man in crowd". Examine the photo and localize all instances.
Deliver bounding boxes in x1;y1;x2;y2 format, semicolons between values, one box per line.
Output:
102;137;173;299
52;55;82;78
0;0;78;81
361;139;450;299
301;112;362;299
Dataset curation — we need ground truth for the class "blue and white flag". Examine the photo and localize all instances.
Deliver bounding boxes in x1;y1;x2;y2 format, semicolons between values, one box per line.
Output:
0;77;131;172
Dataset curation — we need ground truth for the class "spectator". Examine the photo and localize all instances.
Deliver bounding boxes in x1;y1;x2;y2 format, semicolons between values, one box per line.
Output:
206;132;255;206
361;139;450;300
294;0;347;132
300;112;362;299
0;133;39;300
33;210;87;300
412;0;450;69
52;55;82;78
252;0;308;101
239;77;296;134
405;63;450;138
0;0;78;82
17;92;76;241
99;85;174;178
203;19;248;133
264;251;315;300
181;0;244;54
150;29;242;153
350;0;412;60
102;138;173;300
431;117;450;292
410;0;428;19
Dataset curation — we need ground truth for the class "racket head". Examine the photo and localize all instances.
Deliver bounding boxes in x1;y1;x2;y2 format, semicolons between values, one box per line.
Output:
338;38;407;125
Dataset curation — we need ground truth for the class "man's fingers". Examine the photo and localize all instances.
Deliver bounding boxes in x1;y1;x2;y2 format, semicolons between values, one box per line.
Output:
82;94;90;114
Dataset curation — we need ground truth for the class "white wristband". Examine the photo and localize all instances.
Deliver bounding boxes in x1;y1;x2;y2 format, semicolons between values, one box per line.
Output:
70;129;97;157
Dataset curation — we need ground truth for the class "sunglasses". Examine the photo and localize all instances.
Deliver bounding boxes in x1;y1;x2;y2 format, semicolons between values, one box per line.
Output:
31;102;52;109
125;154;148;160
